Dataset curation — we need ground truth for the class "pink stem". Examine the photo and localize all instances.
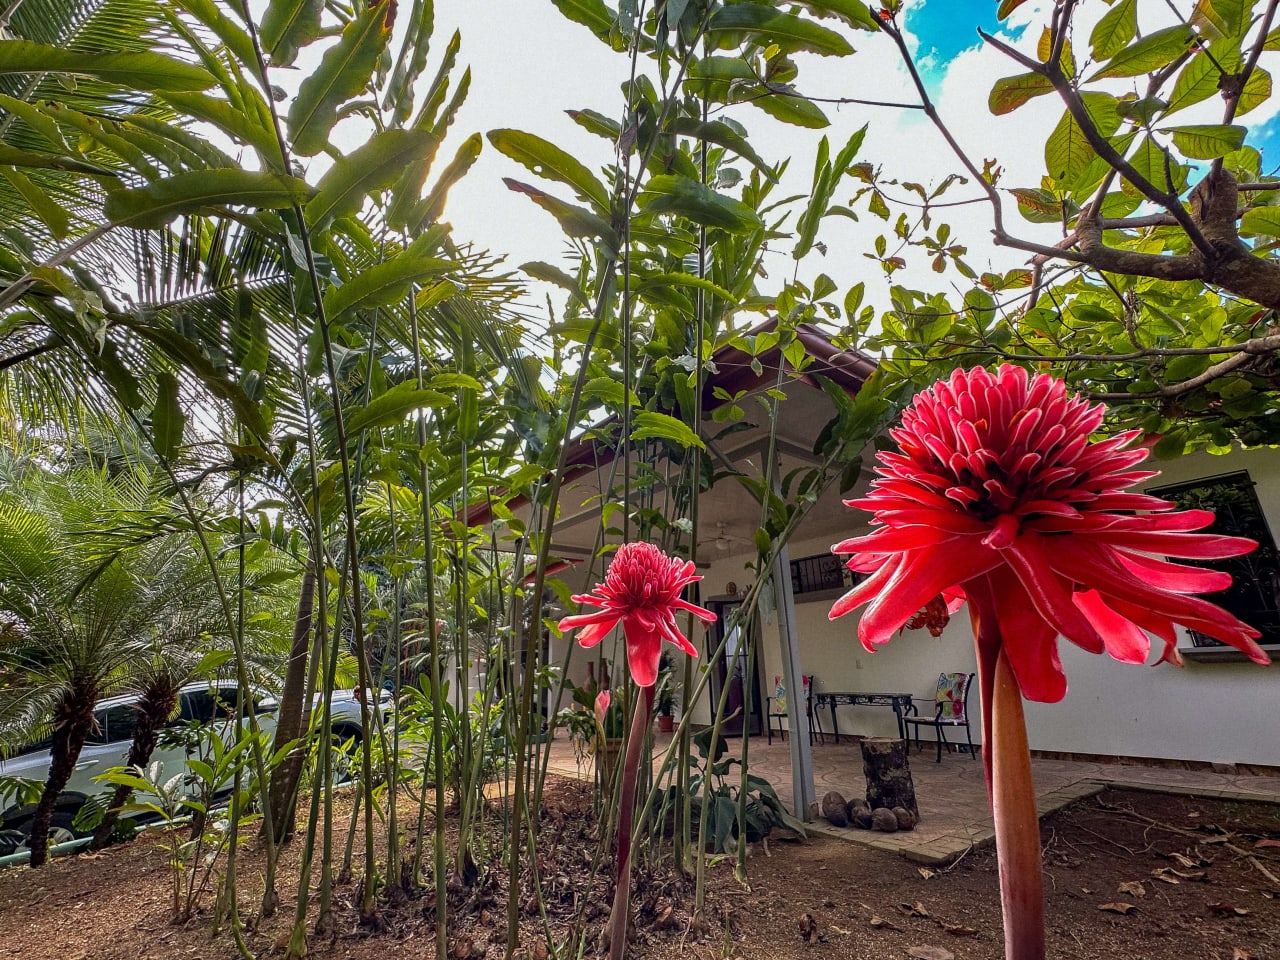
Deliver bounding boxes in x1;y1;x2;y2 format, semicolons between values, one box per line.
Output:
608;684;653;960
990;645;1045;960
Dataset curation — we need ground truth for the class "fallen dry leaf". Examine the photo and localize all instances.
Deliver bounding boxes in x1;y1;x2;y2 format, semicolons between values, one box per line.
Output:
1150;869;1181;885
531;940;549;960
1254;839;1280;850
940;921;979;937
1233;949;1254;960
1098;902;1137;915
830;925;853;935
917;866;936;880
1118;880;1146;898
906;947;954;960
1170;852;1205;869
869;914;902;931
898;901;930;918
1207;902;1250;917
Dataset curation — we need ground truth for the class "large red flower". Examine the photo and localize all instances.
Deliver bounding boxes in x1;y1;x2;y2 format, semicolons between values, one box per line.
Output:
829;365;1266;703
558;542;715;687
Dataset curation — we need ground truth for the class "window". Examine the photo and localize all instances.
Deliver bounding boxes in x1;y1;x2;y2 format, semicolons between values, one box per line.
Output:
100;704;139;743
789;553;847;596
1148;471;1280;659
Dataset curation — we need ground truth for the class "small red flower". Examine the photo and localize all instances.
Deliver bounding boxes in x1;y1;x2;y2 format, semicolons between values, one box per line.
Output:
829;365;1266;703
559;542;715;687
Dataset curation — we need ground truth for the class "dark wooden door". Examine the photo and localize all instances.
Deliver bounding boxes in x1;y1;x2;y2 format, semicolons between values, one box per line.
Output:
706;600;763;737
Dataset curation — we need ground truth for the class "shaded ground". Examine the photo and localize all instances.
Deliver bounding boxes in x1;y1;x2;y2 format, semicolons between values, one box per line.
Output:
0;784;1277;959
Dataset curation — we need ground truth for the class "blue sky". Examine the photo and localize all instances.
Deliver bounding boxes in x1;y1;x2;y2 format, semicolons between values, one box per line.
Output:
907;0;1024;81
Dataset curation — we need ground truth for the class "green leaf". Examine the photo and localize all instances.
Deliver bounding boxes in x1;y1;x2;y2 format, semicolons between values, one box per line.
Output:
1165;39;1241;116
344;381;451;435
666;117;778;181
997;0;1029;17
0;166;69;237
1089;0;1137;60
1237;67;1271;117
1192;0;1249;40
487;128;610;211
155;91;279;157
1162;123;1246;160
520;261;590;308
791;0;879;31
629;410;704;449
503;177;618;248
305;128;437;231
259;0;325;67
746;83;829;128
150;371;184;461
988;72;1054;115
286;0;394;156
550;0;617;43
707;3;854;56
1089;25;1195;80
636;272;737;304
104;170;312;228
1123;134;1186;197
639;174;762;232
322;252;452;318
0;40;215;91
1239;206;1280;236
406;131;481;231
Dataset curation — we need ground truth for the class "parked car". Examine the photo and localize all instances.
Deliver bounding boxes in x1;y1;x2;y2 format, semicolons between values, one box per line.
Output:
0;680;391;849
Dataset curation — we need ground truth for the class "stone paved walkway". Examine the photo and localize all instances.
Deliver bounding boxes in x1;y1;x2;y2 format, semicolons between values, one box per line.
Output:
545;731;1280;864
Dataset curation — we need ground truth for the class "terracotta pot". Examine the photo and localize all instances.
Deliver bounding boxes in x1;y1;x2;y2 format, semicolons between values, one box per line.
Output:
656;714;675;733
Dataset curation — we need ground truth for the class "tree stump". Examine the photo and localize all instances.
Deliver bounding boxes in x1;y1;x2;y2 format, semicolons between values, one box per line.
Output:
860;737;919;820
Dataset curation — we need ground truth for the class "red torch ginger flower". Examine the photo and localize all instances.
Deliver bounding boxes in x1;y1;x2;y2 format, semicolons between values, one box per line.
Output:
593;690;610;726
559;542;715;687
830;365;1266;704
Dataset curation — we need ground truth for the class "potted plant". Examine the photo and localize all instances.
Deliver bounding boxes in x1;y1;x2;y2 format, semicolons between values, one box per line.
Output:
655;651;677;733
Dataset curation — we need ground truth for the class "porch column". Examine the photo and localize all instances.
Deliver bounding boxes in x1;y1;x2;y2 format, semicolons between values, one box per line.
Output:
771;532;817;822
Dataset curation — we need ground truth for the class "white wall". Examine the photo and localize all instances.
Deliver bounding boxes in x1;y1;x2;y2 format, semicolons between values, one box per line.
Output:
687;445;1280;768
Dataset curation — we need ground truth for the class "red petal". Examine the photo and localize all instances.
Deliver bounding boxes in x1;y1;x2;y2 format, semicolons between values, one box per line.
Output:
670;598;718;622
832;525;960;554
1073;589;1150;664
984;565;1068;703
1113;551;1233;593
622;614;662;687
1004;535;1104;654
857;542;1001;647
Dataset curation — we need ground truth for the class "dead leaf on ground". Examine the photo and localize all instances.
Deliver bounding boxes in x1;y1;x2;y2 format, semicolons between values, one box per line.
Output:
1118;880;1146;898
906;947;954;960
940;921;978;937
1233;949;1255;960
870;915;902;931
917;867;936;880
1254;839;1280;850
898;901;930;918
1098;902;1137;915
531;939;550;960
1208;902;1250;917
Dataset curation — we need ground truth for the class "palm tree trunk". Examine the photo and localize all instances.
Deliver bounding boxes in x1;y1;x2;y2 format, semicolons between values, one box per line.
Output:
266;554;317;844
29;697;94;868
90;681;178;850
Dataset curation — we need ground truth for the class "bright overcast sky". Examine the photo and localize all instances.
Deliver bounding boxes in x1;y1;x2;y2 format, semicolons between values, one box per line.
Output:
419;0;1280;321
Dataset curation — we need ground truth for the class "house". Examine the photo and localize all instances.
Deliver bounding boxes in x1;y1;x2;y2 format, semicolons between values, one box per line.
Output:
521;324;1280;819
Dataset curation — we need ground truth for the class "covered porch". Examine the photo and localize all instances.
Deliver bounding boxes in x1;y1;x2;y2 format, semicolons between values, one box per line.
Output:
545;733;1280;864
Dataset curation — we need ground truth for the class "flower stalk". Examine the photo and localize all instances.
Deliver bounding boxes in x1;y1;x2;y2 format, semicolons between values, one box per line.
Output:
972;584;1044;960
608;684;654;960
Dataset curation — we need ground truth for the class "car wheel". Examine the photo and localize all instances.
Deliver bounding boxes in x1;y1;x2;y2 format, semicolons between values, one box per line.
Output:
13;810;82;853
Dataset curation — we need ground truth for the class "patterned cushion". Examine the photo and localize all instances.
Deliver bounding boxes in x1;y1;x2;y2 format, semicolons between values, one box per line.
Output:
773;676;787;715
934;672;969;721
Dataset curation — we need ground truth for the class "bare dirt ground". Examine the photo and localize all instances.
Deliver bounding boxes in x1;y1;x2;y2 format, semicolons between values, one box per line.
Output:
0;782;1276;960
